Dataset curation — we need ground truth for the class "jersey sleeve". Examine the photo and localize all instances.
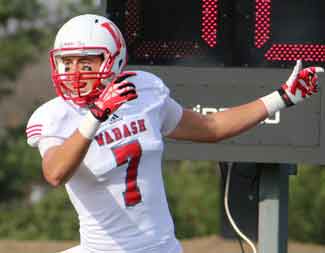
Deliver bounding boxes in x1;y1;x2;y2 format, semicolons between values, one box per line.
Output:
160;97;183;136
147;72;184;136
38;137;64;157
25;99;70;148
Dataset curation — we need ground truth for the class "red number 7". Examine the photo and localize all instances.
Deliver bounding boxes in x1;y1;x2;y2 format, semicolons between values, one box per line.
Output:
112;141;142;206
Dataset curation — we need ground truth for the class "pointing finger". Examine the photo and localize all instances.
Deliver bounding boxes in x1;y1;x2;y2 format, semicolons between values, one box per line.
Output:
294;60;303;74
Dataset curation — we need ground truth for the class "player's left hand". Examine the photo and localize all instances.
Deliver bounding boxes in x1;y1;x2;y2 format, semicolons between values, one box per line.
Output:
279;60;324;106
89;72;138;122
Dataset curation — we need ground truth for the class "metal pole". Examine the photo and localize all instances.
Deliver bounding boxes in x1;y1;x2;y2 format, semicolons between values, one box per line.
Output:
258;163;289;253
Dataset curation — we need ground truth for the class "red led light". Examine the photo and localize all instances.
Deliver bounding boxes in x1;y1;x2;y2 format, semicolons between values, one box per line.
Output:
133;41;205;59
254;0;271;49
201;0;218;48
255;0;325;62
265;44;325;62
125;0;140;45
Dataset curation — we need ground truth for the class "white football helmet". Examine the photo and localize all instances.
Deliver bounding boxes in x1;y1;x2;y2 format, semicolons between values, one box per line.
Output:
49;14;127;106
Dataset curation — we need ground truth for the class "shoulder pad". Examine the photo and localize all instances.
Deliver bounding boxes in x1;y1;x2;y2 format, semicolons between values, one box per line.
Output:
127;70;170;96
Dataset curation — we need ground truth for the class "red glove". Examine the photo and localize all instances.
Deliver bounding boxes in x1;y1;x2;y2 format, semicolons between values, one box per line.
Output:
90;72;137;121
279;60;324;106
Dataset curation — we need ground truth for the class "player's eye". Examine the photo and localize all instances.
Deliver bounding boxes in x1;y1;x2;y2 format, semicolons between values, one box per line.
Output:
63;62;72;72
82;65;92;71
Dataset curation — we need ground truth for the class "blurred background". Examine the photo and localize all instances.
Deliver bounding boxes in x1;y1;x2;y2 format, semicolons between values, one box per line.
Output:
1;0;325;252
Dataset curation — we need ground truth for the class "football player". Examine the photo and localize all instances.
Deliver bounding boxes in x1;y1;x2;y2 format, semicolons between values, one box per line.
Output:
26;14;323;253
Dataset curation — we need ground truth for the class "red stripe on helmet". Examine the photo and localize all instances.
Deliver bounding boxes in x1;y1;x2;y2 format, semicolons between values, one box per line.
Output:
101;22;122;55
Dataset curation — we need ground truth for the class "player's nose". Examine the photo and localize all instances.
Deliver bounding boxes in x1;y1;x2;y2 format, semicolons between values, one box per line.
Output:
71;61;79;72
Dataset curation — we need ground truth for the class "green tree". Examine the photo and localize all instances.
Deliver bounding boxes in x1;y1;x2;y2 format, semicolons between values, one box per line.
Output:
289;165;325;244
0;126;42;201
0;0;102;201
164;161;220;239
0;0;48;84
0;188;78;240
0;0;99;99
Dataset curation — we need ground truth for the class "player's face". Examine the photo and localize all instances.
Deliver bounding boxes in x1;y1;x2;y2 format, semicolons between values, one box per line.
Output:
60;55;103;96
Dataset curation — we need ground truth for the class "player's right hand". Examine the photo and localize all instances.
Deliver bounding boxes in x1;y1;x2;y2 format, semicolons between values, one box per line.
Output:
279;60;324;107
89;72;137;122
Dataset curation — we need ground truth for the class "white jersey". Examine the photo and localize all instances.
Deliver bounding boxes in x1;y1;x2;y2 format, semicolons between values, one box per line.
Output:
26;71;183;253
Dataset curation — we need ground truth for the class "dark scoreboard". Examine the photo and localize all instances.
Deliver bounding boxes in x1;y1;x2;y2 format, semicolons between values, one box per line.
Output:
104;0;325;164
107;0;325;66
